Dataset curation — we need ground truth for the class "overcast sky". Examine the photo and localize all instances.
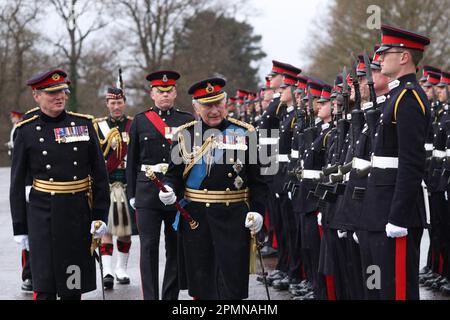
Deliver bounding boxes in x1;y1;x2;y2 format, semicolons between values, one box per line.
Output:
244;0;331;79
39;0;332;82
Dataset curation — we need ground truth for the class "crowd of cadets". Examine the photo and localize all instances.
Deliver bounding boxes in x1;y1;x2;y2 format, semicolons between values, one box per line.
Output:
225;25;450;300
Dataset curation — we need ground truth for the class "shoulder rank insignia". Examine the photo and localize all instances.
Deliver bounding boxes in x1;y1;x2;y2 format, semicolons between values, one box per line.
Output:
16;115;39;128
67;111;94;120
25;107;40;115
228;117;255;132
92;117;107;123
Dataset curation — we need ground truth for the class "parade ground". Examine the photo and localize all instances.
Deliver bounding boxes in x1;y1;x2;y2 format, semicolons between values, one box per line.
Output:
0;167;447;300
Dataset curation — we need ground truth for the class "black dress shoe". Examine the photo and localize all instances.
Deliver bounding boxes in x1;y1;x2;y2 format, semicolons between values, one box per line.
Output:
425;275;443;288
267;271;287;285
21;279;33;292
440;283;450;296
104;274;114;290
260;246;278;257
420;272;439;285
256;272;268;283
272;276;290;290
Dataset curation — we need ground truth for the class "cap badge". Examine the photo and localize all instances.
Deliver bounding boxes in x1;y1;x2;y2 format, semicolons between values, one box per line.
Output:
52;74;61;81
206;83;214;94
162;74;168;83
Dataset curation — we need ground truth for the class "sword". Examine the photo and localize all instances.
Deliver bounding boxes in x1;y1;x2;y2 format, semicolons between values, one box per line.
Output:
145;168;199;230
91;221;106;300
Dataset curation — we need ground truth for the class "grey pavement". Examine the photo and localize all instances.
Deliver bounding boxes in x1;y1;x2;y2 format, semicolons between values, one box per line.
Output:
0;167;448;300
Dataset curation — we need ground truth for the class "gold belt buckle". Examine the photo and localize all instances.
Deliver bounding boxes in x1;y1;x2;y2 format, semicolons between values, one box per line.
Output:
160;163;169;175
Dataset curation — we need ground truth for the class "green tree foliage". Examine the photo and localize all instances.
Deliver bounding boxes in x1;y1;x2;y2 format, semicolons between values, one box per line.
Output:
172;10;266;108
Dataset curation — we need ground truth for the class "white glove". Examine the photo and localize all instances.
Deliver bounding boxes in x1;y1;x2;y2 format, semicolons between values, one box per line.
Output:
158;185;176;205
129;197;136;210
288;191;292;200
25;186;32;203
275;193;280;199
14;235;29;251
90;221;107;239
353;232;359;244
337;230;348;238
245;212;264;233
317;212;322;226
385;223;408;238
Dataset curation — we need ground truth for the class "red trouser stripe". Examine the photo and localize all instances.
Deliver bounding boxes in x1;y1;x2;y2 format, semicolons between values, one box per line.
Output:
272;229;278;249
395;237;407;300
439;254;444;275
33;292;38;300
22;250;27;270
326;275;336;300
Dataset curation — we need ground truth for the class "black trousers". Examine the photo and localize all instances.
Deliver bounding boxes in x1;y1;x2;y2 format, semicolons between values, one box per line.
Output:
270;192;288;272
359;228;423;300
136;207;179;300
280;194;302;280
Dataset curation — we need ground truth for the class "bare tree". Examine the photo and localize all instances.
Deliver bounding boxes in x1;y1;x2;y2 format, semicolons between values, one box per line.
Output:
111;0;205;73
304;0;450;82
48;0;108;111
0;1;40;107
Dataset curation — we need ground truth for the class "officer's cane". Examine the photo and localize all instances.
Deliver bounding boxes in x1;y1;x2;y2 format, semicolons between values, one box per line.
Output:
249;216;271;300
90;221;106;300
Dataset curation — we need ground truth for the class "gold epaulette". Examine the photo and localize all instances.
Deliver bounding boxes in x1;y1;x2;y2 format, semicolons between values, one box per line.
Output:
16;115;39;128
173;120;198;136
67;111;94;120
228;117;255;132
92;117;107;124
25;107;40;115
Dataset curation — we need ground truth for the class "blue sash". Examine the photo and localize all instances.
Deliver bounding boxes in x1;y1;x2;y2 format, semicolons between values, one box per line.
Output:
172;124;246;230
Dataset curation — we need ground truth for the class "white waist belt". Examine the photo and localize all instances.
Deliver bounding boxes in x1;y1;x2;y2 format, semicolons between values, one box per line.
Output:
277;154;290;162
447;149;450;157
259;137;278;145
424;143;434;152
432;149;446;158
141;163;169;174
291;150;299;159
352;157;371;170
371;156;398;169
344;172;350;182
302;170;322;180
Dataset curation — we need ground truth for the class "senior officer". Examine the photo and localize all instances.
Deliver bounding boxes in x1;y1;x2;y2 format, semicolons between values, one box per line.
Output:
158;78;268;299
126;70;195;300
10;69;110;300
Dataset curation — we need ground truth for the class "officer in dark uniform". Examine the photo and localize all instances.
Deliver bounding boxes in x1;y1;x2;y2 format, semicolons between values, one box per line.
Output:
360;25;431;300
126;70;195;300
93;87;135;289
158;77;268;299
271;73;304;291
10;69;110;300
258;61;301;286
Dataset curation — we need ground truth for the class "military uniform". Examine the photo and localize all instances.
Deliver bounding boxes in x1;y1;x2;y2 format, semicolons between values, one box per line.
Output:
162;78;268;299
360;25;431;300
10;70;110;299
126;70;195;300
